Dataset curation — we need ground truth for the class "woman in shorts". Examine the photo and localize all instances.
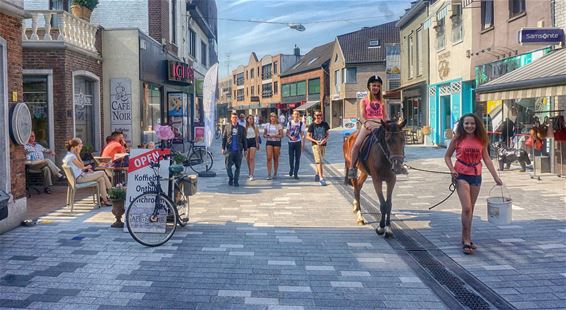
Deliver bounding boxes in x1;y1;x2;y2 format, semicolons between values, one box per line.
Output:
245;115;259;181
263;112;283;180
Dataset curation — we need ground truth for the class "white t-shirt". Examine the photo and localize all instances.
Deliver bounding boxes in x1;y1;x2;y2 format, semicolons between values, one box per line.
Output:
265;123;282;141
287;120;305;143
62;152;83;179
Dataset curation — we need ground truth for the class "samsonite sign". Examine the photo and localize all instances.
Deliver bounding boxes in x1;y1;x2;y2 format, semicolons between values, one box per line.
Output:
519;28;564;45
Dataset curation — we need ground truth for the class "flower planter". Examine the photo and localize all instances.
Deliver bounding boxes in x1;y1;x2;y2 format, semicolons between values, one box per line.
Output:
111;199;125;228
70;5;92;22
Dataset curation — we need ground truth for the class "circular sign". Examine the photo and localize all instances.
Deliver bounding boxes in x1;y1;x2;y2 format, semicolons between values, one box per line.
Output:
9;102;33;145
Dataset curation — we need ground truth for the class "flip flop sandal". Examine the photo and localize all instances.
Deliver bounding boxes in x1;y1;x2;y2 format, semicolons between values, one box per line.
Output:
462;241;478;249
463;244;473;255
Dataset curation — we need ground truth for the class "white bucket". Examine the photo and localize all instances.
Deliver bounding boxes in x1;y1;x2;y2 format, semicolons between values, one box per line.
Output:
487;196;512;225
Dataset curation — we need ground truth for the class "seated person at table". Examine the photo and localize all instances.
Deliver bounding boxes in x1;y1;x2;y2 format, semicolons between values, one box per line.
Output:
25;131;64;194
102;131;129;166
63;138;113;206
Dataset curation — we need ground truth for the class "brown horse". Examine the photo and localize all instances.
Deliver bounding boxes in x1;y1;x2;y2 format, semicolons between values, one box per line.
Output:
343;119;407;237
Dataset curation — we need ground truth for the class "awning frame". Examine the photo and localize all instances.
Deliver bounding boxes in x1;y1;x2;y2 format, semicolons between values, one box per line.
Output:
294;100;320;111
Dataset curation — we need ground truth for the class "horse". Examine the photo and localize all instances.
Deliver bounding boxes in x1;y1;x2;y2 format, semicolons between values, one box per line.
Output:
343;119;407;237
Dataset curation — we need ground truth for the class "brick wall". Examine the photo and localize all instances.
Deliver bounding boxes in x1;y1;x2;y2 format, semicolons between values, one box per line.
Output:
556;0;566;28
1;12;25;198
23;47;103;164
280;69;326;104
148;0;169;44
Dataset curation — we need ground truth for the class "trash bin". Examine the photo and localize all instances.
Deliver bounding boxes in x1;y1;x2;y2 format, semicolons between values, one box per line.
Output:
0;190;10;221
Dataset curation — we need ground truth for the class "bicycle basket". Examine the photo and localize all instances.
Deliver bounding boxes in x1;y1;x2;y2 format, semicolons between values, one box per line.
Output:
177;175;198;196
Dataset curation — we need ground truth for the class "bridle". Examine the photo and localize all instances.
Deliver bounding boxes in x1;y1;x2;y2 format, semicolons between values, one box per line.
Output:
376;129;405;167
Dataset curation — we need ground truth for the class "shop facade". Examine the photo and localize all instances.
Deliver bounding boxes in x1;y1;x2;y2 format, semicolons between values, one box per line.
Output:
103;29;194;149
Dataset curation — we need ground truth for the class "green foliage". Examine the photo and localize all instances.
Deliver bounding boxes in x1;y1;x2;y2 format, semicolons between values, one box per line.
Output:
173;153;187;164
108;186;127;201
72;0;99;10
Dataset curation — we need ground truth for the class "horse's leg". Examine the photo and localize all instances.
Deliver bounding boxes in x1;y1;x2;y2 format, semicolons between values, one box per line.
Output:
384;174;397;238
353;172;368;225
371;177;387;235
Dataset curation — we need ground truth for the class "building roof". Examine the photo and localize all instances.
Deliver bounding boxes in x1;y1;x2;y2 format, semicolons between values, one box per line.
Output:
477;47;566;94
280;42;334;77
336;21;400;64
396;0;429;29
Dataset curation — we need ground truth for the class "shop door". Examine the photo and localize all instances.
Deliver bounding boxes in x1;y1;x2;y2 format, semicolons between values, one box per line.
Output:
74;77;95;150
23;76;51;148
440;95;451;145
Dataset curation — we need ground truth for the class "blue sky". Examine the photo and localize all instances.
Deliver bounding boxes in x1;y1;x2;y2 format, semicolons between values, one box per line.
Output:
216;0;413;78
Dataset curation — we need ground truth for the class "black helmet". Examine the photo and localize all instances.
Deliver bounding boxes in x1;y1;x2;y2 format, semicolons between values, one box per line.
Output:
367;75;383;89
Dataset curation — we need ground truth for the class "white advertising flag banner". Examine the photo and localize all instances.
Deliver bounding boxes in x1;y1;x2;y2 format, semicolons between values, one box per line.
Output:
203;64;219;148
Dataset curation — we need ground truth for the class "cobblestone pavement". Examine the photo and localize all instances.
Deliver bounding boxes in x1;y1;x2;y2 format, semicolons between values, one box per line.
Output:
0;137;449;309
312;129;566;309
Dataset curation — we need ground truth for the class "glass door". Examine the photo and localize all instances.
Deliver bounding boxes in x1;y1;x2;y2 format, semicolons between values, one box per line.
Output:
74;77;95;150
23;76;50;148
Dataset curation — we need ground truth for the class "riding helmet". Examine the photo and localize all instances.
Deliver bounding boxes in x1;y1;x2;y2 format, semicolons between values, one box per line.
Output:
367;75;383;89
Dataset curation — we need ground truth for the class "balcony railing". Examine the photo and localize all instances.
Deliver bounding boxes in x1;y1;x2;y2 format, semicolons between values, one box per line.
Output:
22;10;98;53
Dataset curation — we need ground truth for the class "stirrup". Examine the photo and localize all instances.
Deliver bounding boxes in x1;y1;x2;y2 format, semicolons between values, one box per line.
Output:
347;168;358;179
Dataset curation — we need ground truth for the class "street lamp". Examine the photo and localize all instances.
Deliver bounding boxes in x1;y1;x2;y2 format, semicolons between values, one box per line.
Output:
288;23;306;32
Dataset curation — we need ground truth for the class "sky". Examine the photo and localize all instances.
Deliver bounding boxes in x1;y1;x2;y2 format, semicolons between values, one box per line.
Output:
216;0;413;79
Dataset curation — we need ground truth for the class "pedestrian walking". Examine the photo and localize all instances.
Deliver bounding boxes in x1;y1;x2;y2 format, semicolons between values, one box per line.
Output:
306;110;330;186
222;112;247;187
264;112;283;180
287;110;305;179
279;113;286;126
245;115;260;181
62;138;112;206
238;113;246;127
306;113;313;126
348;75;387;179
444;113;503;255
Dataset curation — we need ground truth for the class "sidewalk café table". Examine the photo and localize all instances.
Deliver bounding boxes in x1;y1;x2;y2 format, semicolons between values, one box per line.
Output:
95;165;129;186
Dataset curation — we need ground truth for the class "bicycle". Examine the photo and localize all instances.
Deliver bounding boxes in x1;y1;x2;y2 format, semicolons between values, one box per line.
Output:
183;140;214;173
126;153;190;247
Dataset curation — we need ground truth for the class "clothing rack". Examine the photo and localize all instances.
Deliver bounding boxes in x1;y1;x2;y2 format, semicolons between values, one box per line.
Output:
533;109;564;114
529;109;564;180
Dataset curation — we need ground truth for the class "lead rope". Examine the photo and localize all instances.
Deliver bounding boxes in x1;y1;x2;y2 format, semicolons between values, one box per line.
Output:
402;163;457;210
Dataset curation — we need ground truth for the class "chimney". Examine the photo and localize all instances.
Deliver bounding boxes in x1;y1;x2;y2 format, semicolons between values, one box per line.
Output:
294;45;300;56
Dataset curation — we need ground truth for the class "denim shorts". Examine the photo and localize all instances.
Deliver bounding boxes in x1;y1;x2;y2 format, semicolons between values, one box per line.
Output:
456;174;482;186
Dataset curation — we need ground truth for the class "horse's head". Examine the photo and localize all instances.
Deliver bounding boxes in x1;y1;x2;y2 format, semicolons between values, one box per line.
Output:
381;118;408;175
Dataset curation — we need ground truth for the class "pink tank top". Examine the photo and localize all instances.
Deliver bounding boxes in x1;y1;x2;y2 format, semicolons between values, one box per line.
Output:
454;136;483;176
363;98;384;119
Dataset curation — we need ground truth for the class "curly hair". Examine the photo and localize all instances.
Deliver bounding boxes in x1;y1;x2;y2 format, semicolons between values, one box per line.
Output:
454;113;488;147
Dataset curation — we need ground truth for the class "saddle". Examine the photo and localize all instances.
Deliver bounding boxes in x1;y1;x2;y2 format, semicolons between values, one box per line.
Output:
358;126;386;172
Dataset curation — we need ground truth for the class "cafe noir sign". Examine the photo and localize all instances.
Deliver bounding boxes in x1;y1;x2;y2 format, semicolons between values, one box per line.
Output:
519;28;565;45
168;61;194;84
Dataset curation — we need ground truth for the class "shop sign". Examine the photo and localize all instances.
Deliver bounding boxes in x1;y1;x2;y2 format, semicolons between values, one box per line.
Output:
475;47;551;86
124;148;170;233
356;91;368;99
519;28;564;45
168;61;194;84
110;79;133;145
9;102;32;145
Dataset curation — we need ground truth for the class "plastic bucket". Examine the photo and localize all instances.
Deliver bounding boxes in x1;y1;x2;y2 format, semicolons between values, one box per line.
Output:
487;186;512;225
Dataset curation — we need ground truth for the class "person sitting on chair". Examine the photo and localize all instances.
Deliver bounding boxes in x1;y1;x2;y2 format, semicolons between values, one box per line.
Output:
25;131;64;194
102;131;129;167
347;75;388;179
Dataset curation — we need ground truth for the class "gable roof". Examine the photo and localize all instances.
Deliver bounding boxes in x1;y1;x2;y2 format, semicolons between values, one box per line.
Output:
280;42;334;77
336;21;400;64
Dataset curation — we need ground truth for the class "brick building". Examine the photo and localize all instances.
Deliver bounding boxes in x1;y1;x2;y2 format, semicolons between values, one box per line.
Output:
279;42;333;118
0;0;28;233
231;48;301;121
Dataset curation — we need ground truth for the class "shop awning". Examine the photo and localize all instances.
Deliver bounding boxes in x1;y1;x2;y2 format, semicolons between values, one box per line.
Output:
477;48;566;101
294;100;320;111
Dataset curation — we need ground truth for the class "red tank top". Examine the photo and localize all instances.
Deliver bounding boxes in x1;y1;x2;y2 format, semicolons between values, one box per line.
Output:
362;98;384;119
454;136;483;176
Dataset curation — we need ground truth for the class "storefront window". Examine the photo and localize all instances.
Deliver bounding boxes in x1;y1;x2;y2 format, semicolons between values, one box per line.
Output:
74;77;95;149
403;97;424;128
24;76;50;147
143;83;162;142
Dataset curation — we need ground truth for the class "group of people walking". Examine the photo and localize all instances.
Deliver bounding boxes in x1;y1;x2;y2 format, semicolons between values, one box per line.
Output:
221;110;330;187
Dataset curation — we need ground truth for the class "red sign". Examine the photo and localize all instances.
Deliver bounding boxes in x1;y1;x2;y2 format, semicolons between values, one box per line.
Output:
168;61;194;84
128;149;171;173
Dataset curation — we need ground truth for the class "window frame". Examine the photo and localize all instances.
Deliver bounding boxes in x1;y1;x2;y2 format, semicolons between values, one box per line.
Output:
308;78;321;95
481;0;494;30
509;0;526;19
344;67;357;84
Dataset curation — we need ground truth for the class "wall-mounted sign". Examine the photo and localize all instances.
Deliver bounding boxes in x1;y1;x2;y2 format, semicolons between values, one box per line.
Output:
168;61;194;84
356;91;368;100
9;102;32;145
110;79;132;145
519;28;565;45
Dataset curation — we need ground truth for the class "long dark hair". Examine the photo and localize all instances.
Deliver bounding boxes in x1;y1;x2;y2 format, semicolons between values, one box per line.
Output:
454;113;488;146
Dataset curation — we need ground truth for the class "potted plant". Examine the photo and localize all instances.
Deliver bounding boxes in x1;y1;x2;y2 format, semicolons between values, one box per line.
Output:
108;183;127;228
71;0;99;21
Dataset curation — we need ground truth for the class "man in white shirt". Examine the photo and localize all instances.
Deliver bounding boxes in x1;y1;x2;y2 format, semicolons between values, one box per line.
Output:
24;131;64;193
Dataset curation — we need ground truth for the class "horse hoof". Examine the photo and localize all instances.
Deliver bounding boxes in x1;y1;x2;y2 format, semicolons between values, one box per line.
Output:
376;227;385;235
384;226;393;238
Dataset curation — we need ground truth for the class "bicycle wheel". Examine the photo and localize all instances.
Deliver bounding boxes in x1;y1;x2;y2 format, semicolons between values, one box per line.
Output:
126;192;178;247
188;149;213;173
174;180;189;227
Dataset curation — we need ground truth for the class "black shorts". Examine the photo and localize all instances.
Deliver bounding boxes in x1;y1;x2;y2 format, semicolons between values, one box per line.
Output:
246;138;257;149
266;140;281;147
456;174;482;186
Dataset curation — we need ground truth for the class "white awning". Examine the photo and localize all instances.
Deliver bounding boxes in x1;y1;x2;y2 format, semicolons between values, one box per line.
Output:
479;85;566;101
294;100;320;111
436;4;449;20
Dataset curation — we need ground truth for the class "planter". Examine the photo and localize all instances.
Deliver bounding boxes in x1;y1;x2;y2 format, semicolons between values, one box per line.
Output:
110;199;125;228
70;5;92;21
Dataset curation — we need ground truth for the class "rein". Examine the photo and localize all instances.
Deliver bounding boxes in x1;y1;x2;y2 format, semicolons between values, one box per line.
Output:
403;163;457;210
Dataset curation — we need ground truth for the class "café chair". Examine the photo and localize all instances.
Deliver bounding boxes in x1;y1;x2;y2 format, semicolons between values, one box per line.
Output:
61;164;101;213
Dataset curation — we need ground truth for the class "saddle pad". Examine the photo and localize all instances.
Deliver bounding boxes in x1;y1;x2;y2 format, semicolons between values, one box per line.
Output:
359;127;385;171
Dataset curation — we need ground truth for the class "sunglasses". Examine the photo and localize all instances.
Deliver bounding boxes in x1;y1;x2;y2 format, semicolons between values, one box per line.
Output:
315;115;322;117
